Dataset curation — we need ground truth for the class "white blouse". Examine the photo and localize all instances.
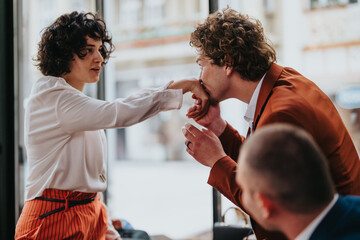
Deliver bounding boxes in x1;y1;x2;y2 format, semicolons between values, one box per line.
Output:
24;76;183;201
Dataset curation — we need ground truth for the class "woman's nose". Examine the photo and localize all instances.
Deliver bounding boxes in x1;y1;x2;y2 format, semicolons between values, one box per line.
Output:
94;50;104;63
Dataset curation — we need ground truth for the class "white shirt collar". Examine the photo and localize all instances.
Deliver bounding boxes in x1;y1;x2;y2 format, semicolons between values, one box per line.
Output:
294;194;339;240
244;74;266;128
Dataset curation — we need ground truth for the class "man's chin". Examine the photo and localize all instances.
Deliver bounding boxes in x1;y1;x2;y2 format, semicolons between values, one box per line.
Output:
249;214;276;231
257;220;278;232
209;97;219;106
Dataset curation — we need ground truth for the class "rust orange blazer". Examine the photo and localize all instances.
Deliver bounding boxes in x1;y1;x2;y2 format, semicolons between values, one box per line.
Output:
208;63;360;240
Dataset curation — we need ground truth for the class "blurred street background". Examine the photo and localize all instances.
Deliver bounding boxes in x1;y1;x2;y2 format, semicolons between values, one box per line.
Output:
17;0;360;239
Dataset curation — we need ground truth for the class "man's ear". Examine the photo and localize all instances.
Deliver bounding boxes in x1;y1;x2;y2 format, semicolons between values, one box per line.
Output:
255;192;275;220
224;64;233;76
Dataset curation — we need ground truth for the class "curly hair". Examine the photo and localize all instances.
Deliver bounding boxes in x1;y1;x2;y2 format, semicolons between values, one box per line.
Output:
190;8;276;81
35;11;114;77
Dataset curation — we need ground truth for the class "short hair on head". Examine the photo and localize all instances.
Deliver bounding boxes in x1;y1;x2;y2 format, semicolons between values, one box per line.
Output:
241;124;335;213
35;11;114;77
190;7;276;81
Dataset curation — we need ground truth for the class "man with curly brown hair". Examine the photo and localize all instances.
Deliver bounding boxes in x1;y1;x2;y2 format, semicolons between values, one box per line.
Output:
182;8;360;240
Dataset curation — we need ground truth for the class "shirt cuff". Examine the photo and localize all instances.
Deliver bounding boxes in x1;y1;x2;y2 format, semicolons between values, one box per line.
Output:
161;82;183;110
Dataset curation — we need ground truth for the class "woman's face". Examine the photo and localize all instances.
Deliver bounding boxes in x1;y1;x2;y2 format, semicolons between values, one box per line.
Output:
63;37;104;91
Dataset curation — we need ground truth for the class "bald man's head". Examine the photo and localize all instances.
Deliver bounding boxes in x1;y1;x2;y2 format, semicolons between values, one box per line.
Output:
236;124;335;213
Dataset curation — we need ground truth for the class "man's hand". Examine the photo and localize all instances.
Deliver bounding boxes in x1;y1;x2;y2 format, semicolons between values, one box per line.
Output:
182;123;226;167
187;101;227;137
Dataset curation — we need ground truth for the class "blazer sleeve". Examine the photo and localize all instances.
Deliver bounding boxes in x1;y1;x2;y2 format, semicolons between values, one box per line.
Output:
208;156;244;208
218;122;245;161
207;122;246;209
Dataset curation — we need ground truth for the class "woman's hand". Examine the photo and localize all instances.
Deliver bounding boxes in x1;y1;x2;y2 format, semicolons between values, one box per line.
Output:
167;79;209;119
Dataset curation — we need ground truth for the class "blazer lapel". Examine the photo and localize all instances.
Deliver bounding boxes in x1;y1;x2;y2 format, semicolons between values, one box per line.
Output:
253;63;283;130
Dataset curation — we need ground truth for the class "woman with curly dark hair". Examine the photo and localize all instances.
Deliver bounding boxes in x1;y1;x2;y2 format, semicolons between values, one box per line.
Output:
15;11;209;240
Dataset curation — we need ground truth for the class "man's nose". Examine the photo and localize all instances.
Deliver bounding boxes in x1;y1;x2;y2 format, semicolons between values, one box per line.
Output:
199;69;203;79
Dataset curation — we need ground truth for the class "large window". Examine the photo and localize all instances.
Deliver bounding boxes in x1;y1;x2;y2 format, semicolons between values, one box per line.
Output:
104;0;217;238
16;1;360;239
104;1;249;238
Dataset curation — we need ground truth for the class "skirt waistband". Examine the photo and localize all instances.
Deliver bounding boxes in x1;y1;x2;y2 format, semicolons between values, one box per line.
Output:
40;188;97;201
34;189;98;219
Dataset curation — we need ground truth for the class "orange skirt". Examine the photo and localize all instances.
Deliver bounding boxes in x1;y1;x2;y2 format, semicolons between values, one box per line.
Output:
15;189;108;240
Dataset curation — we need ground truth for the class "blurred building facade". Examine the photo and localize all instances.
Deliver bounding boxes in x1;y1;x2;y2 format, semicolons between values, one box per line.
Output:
301;0;360;151
105;0;360;162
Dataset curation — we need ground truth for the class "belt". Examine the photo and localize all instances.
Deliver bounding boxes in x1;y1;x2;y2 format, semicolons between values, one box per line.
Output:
35;195;96;219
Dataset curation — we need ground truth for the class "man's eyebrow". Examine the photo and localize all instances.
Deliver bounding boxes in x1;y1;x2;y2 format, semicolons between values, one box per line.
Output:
86;44;95;47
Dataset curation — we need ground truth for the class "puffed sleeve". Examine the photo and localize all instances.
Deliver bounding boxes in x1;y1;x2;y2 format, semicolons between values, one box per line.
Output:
56;83;183;133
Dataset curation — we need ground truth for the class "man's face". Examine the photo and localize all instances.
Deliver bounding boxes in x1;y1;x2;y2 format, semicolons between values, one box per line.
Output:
195;53;230;102
237;153;273;230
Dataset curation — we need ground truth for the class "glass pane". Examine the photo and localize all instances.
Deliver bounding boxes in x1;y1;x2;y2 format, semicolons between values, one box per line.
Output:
18;0;96;208
104;0;214;238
